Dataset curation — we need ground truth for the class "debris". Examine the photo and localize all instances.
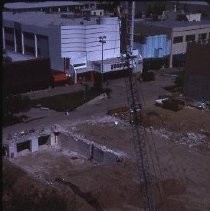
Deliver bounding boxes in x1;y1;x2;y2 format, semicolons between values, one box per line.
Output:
189;101;208;110
65;111;69;116
155;97;185;111
40;107;49;110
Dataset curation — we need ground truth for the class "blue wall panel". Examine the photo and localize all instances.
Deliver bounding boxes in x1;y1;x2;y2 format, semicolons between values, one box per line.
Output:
134;34;171;59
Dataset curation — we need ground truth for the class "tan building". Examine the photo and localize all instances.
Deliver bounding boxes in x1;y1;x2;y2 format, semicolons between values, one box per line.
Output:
135;19;210;67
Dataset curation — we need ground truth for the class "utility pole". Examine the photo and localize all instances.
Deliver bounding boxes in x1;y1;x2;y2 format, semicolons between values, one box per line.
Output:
98;36;106;89
119;2;157;210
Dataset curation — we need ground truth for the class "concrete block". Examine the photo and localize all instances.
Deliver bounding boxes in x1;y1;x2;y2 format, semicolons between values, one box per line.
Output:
30;138;38;152
104;151;119;163
8;142;17;158
92;147;104;162
50;133;58;146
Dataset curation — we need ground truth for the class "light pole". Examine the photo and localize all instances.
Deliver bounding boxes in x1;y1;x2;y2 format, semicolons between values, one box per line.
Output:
98;36;106;89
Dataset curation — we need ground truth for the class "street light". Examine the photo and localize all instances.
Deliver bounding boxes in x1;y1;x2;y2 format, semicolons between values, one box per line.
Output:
98;36;106;89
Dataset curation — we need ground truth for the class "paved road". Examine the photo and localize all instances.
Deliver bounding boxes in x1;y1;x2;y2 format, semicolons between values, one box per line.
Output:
3;73;174;143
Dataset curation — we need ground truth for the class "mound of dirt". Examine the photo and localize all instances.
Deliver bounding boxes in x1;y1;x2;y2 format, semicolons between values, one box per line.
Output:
2;159;92;211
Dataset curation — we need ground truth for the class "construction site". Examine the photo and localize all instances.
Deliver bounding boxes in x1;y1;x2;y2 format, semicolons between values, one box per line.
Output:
3;68;210;211
2;2;210;211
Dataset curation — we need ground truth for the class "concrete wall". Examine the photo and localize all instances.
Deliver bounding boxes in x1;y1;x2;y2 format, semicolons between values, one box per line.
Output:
30;138;38;152
58;133;122;163
8;143;17;158
48;25;64;71
5;133;55;158
4;130;124;162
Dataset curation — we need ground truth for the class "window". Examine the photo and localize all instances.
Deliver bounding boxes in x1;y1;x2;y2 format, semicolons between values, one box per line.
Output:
186;34;195;42
111;65;113;70
198;33;207;40
25;46;34;55
4;27;14;34
173;36;183;44
5;40;14;46
24;32;34;39
73;63;85;68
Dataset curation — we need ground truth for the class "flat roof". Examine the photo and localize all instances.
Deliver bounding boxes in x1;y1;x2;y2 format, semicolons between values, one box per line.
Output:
169;1;209;6
3;11;112;27
136;19;210;30
4;1;83;10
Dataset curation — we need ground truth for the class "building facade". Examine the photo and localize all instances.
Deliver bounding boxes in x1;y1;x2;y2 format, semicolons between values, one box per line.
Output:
134;19;210;67
3;1;143;83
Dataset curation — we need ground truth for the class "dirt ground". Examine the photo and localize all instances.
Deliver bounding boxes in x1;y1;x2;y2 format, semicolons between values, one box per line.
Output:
3;70;210;211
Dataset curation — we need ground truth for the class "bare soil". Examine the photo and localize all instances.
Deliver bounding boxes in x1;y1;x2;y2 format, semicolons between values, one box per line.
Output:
3;71;210;211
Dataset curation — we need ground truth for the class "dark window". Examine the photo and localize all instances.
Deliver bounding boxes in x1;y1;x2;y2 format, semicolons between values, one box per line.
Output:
186;34;195;42
38;135;49;145
51;7;57;12
24;32;34;39
173;36;183;43
60;7;66;12
113;64;116;68
5;40;14;46
17;141;30;152
5;27;14;34
111;65;113;70
198;33;207;40
25;45;34;54
73;63;85;68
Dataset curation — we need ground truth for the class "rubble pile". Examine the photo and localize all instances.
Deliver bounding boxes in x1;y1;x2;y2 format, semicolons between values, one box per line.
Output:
150;127;210;149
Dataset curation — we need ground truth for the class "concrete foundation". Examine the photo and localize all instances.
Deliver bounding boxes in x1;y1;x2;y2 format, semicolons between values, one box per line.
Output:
4;126;125;162
58;133;124;163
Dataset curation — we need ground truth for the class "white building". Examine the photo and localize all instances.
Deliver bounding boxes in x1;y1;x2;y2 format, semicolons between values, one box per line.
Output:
3;4;142;83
